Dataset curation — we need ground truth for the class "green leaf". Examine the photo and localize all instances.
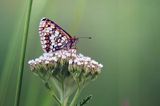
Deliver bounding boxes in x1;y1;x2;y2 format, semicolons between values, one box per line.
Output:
77;95;92;106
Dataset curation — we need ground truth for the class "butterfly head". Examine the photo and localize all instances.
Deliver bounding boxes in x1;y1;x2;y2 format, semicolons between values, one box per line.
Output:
69;36;92;47
70;36;79;46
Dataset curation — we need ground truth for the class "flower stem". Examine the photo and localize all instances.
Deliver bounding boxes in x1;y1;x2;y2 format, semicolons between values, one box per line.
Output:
52;93;61;105
70;88;81;106
60;76;68;106
14;0;33;106
61;97;69;106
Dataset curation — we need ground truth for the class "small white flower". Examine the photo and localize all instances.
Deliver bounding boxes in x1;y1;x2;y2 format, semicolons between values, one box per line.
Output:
65;52;70;57
39;56;44;60
91;60;98;64
91;64;95;68
48;53;53;57
98;64;103;68
77;62;82;65
43;53;49;57
62;55;66;59
85;57;91;61
87;65;91;68
79;53;84;57
55;52;59;56
35;58;40;62
57;54;61;58
74;59;78;63
28;60;34;64
48;58;53;62
84;61;88;65
71;54;76;57
50;57;58;62
45;61;50;64
69;59;73;64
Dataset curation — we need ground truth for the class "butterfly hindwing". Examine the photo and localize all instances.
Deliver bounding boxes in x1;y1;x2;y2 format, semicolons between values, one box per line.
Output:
39;18;72;53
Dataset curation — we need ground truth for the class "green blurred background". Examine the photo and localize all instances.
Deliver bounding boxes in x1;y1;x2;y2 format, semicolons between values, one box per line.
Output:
0;0;160;106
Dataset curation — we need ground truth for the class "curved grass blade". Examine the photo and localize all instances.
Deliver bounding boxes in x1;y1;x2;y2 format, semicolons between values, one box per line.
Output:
14;0;33;106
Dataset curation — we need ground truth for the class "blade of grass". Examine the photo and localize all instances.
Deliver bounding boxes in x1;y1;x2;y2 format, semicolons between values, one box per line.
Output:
14;0;33;106
0;13;25;106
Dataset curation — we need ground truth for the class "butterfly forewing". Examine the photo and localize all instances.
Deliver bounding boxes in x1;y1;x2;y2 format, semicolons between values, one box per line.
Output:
39;18;72;53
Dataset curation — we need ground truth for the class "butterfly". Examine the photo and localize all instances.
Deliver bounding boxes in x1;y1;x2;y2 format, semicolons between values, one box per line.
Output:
39;17;79;53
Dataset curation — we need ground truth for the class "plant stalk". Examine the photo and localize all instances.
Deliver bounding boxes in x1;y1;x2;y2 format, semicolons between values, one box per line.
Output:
70;88;81;106
61;97;69;106
52;94;61;106
14;0;33;106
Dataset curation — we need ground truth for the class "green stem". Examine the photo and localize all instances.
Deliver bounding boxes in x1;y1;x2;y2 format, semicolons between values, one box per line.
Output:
60;77;68;106
14;0;33;106
61;97;69;106
70;88;81;106
44;81;61;106
51;91;61;106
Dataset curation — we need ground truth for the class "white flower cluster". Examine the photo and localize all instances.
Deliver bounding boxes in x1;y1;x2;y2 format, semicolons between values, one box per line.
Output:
28;49;103;75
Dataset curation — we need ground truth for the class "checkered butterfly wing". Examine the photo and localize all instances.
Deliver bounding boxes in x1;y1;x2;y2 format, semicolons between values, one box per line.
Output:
39;18;73;53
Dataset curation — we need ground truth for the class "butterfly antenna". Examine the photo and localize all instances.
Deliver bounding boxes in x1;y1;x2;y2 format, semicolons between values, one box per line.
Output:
78;37;92;39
